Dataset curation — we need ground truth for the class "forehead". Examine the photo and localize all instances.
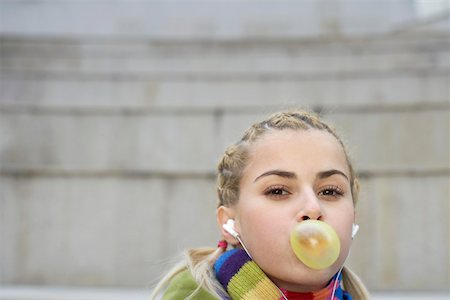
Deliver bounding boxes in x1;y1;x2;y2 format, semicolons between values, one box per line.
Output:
244;129;350;176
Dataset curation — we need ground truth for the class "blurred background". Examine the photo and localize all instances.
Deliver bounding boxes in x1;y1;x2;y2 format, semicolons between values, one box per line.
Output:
0;0;449;299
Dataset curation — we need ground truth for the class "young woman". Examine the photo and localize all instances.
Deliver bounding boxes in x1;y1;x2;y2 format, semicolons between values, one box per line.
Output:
151;110;370;300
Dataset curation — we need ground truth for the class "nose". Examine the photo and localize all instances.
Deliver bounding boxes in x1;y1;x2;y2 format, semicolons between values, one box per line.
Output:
295;190;323;221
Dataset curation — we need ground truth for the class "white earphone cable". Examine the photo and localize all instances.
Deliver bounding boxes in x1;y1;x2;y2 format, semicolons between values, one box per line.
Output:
235;235;252;260
330;264;345;300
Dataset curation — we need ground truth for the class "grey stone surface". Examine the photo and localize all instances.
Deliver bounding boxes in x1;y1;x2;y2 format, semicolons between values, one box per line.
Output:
221;110;450;173
0;285;150;300
165;178;219;257
2;37;449;75
1;0;449;293
349;176;450;290
2;73;448;108
1;286;448;300
0;176;217;286
329;110;450;173
2;34;448;109
0;113;219;174
0;1;417;38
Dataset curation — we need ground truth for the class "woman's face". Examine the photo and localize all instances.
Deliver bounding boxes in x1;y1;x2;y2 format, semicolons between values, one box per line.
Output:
233;129;355;292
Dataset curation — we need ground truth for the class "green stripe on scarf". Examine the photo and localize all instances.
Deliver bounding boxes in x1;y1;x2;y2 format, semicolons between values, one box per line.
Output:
217;251;281;300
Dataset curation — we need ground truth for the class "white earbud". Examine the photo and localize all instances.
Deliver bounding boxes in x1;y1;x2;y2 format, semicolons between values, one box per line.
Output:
223;219;239;238
222;219;253;259
352;224;359;239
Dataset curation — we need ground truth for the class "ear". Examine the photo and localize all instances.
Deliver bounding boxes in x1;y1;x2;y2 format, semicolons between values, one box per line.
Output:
217;205;239;245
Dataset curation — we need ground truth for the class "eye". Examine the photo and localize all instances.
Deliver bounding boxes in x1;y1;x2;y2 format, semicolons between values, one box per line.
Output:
264;186;291;199
318;185;344;198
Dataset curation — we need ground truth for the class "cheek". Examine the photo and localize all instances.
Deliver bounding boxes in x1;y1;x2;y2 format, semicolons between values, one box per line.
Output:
240;207;276;238
241;221;289;270
237;203;288;249
330;207;355;259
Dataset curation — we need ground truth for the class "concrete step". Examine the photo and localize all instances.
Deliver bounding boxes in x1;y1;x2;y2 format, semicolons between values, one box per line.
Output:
0;109;448;174
0;286;149;300
2;175;449;290
0;286;448;300
0;1;424;39
1;72;449;108
1;36;449;76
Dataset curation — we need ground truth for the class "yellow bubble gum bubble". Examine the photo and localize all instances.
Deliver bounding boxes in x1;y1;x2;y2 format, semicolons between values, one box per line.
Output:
290;220;340;270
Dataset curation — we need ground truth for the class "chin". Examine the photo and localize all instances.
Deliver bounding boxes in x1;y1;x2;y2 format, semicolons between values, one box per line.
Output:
269;265;338;292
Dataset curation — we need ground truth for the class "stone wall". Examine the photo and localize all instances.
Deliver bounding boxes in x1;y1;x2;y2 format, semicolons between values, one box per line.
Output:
1;0;449;293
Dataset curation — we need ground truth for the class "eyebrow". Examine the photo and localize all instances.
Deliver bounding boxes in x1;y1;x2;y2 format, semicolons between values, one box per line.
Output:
253;170;297;182
316;169;349;181
253;169;349;183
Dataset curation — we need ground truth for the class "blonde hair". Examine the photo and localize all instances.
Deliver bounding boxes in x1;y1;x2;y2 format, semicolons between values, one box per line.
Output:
151;110;370;300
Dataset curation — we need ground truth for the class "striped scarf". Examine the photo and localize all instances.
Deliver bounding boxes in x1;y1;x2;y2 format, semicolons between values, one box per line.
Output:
213;248;352;300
